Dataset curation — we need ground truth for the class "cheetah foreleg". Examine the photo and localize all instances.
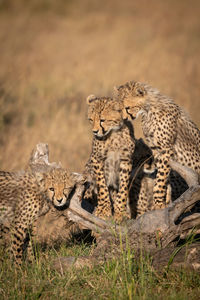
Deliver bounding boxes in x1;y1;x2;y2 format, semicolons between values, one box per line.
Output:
152;149;173;210
94;161;112;219
114;160;132;222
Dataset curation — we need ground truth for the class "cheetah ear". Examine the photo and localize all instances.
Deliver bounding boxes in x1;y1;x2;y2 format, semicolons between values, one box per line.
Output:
113;86;120;98
86;94;96;105
34;172;45;189
135;85;146;97
112;100;123;111
71;172;86;184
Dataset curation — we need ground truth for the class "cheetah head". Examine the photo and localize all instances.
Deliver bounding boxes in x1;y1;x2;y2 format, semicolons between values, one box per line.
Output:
36;169;85;208
113;81;147;121
86;95;123;139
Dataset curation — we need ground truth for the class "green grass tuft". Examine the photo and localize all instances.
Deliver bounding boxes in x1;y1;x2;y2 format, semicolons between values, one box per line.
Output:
1;239;200;299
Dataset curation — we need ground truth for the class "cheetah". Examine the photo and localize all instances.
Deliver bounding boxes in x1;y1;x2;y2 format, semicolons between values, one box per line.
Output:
129;139;188;218
114;81;200;210
85;95;135;222
0;168;84;265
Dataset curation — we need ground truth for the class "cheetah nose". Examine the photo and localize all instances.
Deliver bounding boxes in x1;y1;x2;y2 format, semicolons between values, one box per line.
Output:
57;198;63;204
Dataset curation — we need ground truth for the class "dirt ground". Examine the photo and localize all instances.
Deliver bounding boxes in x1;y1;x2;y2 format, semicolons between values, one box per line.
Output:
0;0;200;173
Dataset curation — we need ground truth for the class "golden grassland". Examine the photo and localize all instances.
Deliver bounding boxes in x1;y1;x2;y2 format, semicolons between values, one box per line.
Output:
0;0;200;174
0;2;200;298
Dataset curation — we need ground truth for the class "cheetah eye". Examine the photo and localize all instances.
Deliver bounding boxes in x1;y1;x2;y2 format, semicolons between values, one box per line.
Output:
100;119;105;123
88;118;93;123
136;89;144;96
49;187;54;192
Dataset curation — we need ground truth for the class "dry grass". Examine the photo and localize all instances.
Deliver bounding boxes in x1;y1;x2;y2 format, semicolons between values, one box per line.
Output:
0;0;200;172
1;2;200;297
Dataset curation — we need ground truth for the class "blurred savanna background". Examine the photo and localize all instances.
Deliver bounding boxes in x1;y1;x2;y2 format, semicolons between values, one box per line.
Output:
0;0;200;173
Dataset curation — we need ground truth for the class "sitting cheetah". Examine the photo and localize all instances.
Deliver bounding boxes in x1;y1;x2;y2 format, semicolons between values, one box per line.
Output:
114;81;200;210
85;95;135;222
0;168;83;265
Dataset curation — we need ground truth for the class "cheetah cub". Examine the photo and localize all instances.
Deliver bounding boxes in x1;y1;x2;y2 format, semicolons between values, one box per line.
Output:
129;139;188;218
114;81;200;210
85;95;135;222
0;168;83;265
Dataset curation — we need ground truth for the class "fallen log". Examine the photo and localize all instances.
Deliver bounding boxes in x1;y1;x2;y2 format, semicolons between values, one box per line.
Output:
29;143;200;271
169;160;199;187
67;184;200;242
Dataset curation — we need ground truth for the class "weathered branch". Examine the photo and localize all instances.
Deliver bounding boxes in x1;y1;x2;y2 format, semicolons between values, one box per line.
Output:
29;143;200;272
29;143;200;248
161;212;200;248
169;160;199;187
28;143;62;173
66;183;200;242
67;185;116;233
167;185;200;225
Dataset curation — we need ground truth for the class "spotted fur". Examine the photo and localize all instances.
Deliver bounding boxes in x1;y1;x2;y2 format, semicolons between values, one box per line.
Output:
85;95;135;222
0;168;83;265
114;81;200;210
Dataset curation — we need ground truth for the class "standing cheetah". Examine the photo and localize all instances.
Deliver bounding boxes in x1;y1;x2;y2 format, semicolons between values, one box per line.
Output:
85;95;135;222
0;168;84;265
114;81;200;210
